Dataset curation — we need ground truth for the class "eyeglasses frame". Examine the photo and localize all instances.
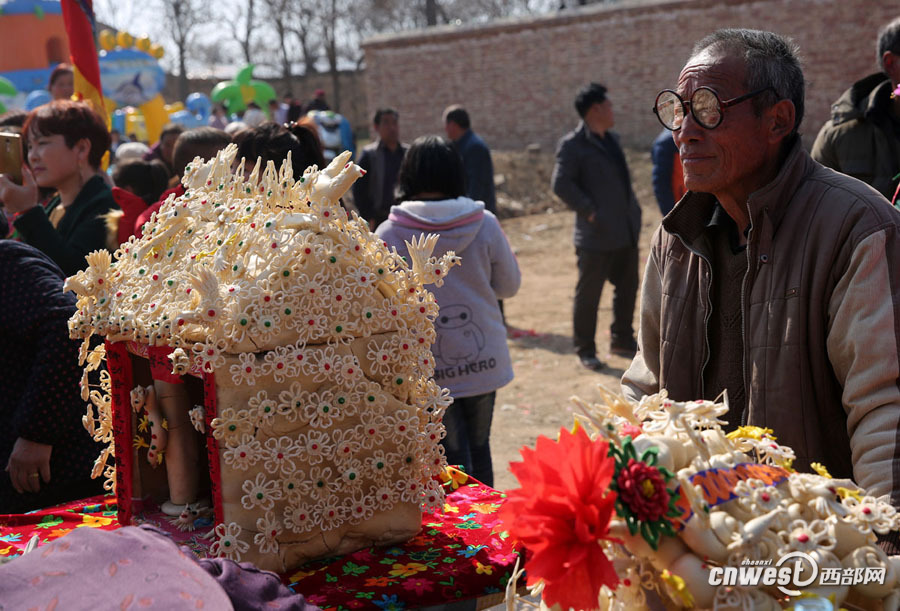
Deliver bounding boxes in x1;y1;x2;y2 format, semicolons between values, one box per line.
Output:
652;86;776;131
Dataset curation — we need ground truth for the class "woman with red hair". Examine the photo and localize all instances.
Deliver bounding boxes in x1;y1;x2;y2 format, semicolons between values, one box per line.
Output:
0;100;117;275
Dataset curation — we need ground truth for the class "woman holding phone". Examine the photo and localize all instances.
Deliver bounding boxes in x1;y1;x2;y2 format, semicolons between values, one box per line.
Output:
0;101;117;275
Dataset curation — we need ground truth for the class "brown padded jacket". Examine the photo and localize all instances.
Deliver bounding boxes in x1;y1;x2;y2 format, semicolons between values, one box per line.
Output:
623;138;900;506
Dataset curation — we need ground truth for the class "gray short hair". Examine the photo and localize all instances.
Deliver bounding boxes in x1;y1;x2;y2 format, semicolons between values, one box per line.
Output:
877;17;900;71
691;29;805;137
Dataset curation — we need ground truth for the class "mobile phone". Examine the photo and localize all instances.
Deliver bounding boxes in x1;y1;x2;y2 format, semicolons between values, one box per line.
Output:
0;132;23;185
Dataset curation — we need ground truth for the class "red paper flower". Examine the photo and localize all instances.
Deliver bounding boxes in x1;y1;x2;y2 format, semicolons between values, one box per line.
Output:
616;458;670;522
500;427;619;611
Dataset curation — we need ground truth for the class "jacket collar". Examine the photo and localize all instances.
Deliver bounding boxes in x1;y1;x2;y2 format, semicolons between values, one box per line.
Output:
454;129;474;148
831;73;892;125
663;136;812;247
376;139;404;154
47;174;108;215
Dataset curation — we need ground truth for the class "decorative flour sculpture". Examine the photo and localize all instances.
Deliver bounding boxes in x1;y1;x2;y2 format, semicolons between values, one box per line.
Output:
501;388;900;610
67;145;459;572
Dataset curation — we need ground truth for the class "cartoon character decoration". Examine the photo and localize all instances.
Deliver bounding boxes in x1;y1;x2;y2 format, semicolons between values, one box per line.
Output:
167;92;212;130
210;64;276;115
434;304;485;366
95;29;168;144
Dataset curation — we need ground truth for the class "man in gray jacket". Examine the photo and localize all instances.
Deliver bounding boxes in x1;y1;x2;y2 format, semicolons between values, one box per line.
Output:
551;83;642;371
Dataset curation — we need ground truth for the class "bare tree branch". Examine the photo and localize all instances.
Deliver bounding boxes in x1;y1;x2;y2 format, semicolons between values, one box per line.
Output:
159;0;206;100
226;0;260;66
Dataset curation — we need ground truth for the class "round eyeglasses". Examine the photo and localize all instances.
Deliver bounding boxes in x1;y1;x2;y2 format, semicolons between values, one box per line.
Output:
653;86;775;131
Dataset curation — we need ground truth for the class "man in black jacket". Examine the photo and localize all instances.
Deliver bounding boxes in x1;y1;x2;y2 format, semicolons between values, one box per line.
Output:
551;83;642;371
352;108;409;230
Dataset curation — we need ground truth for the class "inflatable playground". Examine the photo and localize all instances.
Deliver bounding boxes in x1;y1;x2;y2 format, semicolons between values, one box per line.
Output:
0;0;278;145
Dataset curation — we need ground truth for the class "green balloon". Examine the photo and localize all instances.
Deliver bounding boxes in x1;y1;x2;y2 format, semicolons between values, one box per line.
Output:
210;64;275;115
0;76;18;115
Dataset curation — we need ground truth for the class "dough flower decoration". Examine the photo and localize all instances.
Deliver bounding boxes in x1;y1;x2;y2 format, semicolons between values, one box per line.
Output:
608;436;680;550
211;522;249;562
499;426;620;611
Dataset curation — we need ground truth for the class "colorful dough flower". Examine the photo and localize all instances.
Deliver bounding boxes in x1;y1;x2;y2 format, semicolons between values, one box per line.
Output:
608;436;680;550
500;426;620;611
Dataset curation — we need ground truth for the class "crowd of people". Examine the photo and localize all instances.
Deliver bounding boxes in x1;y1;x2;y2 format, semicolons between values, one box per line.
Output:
0;18;899;536
0;76;515;510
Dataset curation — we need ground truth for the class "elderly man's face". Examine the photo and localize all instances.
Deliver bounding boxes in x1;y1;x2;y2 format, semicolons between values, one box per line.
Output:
674;50;772;204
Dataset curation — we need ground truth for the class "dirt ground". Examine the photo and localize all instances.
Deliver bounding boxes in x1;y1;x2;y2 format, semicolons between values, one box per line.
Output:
488;147;662;491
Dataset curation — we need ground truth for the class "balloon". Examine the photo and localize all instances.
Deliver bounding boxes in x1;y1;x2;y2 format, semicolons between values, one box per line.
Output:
135;36;152;53
185;92;211;120
149;43;164;59
99;29;116;51
210;64;276;114
140;94;168;145
116;31;134;48
167;109;205;129
0;77;14;114
25;89;51;110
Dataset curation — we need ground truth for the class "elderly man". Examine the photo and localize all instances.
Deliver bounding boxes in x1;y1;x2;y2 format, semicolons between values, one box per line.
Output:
623;28;900;509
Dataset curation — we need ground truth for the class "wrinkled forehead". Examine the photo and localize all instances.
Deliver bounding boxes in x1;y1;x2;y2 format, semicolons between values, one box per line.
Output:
676;49;747;98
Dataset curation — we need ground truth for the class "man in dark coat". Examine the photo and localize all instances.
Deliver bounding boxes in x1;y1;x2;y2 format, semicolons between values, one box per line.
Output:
443;105;497;214
551;83;642;371
353;108;409;230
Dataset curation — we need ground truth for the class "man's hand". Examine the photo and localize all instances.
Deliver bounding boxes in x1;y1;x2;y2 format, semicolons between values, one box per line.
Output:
5;437;52;494
0;165;38;214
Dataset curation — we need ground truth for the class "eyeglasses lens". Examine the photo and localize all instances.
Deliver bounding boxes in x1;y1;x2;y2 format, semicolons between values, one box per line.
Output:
692;89;721;129
656;91;682;130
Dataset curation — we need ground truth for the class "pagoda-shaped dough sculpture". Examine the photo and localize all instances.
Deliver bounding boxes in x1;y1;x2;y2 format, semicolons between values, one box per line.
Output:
65;145;460;572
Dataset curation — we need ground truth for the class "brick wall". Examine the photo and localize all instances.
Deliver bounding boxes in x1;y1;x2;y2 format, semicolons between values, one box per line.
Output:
362;0;898;151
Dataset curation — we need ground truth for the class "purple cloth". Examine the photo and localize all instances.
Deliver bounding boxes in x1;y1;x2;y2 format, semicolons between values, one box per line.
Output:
0;525;321;610
0;525;233;610
192;556;320;611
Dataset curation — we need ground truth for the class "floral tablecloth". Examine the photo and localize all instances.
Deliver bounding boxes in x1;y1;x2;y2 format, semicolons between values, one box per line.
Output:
0;474;521;610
